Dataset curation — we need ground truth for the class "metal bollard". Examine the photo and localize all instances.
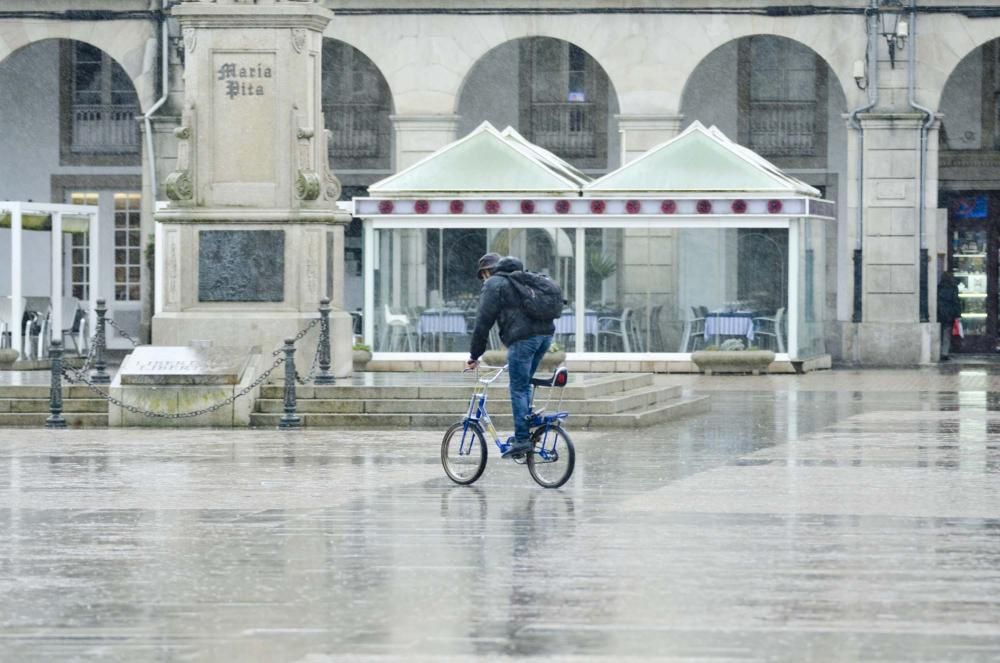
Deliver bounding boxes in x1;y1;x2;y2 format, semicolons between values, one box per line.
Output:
90;298;111;384
314;298;335;385
46;340;67;429
279;338;301;429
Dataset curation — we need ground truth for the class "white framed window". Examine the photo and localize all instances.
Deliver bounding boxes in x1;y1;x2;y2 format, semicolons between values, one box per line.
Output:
113;193;142;302
69;192;97;300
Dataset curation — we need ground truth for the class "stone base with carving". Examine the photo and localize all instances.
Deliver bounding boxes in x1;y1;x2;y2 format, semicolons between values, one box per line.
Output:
108;346;265;427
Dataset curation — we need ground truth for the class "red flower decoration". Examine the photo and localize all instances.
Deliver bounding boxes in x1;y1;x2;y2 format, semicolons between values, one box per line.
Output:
520;200;536;214
767;199;783;214
731;199;747;214
626;200;642;214
660;200;677;214
414;200;430;214
377;200;394;214
590;200;606;214
696;199;713;214
555;200;571;214
485;200;501;214
449;199;465;214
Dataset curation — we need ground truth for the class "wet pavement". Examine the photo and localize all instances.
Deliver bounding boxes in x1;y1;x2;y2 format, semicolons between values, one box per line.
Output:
2;367;1000;661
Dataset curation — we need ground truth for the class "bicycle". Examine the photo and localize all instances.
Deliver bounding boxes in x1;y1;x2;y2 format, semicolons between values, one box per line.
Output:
441;363;575;489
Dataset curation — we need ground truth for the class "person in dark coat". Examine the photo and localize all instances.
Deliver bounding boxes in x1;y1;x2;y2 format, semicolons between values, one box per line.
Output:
467;253;555;458
937;270;961;360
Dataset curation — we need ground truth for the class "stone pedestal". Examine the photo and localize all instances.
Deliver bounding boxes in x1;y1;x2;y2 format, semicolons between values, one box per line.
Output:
154;0;351;375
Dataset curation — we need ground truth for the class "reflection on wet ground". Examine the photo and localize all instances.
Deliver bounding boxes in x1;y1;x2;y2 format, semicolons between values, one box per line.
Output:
1;367;1000;660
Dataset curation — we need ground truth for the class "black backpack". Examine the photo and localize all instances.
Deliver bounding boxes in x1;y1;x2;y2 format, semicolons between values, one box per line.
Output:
503;271;565;321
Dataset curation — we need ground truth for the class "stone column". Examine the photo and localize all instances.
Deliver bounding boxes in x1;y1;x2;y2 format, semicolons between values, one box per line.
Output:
154;0;352;376
391;114;460;170
617;114;685;340
846;113;936;364
615;114;684;164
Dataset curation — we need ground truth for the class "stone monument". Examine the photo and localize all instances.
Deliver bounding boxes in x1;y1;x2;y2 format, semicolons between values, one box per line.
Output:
109;345;262;427
153;0;352;375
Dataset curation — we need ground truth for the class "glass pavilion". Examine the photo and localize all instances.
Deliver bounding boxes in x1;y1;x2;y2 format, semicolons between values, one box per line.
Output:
352;121;835;369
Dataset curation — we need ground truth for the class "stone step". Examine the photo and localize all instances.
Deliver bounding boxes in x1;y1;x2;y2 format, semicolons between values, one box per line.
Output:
257;373;654;402
0;399;109;414
0;385;99;399
0;412;109;428
249;392;707;429
254;384;682;416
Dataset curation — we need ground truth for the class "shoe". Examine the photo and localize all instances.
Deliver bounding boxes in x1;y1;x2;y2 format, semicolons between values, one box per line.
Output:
502;439;532;458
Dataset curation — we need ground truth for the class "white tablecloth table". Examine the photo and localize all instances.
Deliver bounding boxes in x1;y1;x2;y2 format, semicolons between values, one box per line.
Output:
703;311;756;343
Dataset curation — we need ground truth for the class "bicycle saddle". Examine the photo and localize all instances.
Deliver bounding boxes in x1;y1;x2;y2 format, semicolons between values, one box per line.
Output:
530;366;569;388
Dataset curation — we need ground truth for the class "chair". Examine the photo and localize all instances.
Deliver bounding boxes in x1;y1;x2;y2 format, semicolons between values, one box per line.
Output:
753;307;785;353
61;299;88;356
0;296;15;350
640;304;665;353
597;308;640;353
679;306;707;352
380;303;416;352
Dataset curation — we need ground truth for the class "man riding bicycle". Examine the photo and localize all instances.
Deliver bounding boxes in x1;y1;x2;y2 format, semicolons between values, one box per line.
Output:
466;253;555;459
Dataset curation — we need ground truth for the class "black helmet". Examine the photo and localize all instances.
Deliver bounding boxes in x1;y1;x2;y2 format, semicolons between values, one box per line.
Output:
476;252;501;276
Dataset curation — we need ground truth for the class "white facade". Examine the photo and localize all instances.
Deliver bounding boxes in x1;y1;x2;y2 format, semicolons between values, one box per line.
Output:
4;0;1000;364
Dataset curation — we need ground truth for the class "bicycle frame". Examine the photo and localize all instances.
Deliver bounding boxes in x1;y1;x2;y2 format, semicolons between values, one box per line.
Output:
461;364;569;460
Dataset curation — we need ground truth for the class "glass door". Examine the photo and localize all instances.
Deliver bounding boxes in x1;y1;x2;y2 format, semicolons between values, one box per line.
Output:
947;193;996;353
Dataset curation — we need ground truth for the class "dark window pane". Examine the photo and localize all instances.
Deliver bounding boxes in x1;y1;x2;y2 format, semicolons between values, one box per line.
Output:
130;249;140;265
115;231;126;246
115;286;126;301
115;266;126;282
129;267;140;282
115;249;126;264
129;285;140;301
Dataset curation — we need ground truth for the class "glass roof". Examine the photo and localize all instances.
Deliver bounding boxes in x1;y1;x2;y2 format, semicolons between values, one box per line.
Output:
368;122;589;195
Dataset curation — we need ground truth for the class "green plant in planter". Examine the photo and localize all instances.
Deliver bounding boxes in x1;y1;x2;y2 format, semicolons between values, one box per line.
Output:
548;342;563;354
352;343;371;352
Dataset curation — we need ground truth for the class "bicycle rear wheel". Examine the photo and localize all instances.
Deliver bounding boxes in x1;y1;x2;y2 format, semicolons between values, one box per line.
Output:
441;421;488;485
527;424;575;488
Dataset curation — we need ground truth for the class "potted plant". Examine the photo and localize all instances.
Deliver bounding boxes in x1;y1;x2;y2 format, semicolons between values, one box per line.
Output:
0;348;18;369
691;339;775;375
352;342;372;371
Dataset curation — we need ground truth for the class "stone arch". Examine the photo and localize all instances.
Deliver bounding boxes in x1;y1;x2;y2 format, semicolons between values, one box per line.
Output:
0;21;156;111
454;36;621;170
325;17;630;117
929;16;1000;112
325;13;859;118
679;34;849;161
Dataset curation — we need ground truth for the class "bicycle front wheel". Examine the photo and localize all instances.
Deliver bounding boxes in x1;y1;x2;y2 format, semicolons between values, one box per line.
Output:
527;424;575;489
441;421;488;485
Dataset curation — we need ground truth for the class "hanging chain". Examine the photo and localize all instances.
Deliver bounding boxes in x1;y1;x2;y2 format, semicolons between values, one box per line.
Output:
76;333;98;373
271;317;321;357
62;354;285;420
105;317;142;348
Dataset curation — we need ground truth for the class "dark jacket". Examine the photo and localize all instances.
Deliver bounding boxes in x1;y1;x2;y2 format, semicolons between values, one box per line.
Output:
469;256;556;359
937;273;961;324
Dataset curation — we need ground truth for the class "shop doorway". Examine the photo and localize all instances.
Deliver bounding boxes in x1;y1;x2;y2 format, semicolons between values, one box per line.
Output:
945;192;998;353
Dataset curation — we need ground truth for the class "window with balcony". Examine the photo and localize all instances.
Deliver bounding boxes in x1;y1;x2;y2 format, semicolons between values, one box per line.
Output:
519;39;609;168
738;37;827;163
59;41;140;165
322;40;392;172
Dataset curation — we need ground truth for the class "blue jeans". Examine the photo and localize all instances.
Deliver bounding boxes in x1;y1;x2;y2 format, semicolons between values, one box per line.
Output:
507;335;552;443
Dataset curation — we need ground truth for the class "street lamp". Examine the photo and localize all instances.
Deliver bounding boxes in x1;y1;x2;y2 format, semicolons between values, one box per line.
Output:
879;0;908;69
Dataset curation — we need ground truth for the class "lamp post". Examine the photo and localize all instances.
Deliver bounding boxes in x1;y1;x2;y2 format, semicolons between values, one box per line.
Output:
878;0;908;69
